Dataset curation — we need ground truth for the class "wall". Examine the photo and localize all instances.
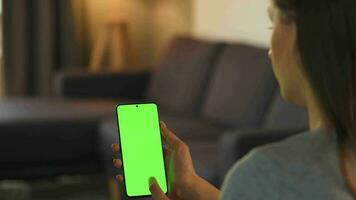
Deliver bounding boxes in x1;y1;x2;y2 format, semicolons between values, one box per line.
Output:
149;0;193;64
193;0;271;47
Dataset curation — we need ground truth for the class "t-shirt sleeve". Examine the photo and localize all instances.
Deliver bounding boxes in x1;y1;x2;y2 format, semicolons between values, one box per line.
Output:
220;149;280;200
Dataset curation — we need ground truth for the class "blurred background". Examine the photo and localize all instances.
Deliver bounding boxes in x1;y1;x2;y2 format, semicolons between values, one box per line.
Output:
1;0;270;97
0;1;309;200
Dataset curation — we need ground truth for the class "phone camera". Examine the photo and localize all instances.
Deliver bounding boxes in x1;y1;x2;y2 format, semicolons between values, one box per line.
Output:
136;105;138;108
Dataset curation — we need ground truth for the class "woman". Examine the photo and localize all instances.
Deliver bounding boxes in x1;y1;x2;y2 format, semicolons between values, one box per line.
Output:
112;0;356;199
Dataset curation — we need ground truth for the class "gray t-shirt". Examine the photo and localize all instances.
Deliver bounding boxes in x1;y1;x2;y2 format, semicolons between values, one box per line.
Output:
220;129;355;200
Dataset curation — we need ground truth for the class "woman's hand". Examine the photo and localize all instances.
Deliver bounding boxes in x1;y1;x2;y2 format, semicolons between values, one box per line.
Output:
112;121;220;200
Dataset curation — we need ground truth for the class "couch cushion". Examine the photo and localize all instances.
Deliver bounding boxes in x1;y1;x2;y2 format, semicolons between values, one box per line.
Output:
158;110;226;141
186;140;219;185
262;90;309;129
147;36;223;114
201;43;277;128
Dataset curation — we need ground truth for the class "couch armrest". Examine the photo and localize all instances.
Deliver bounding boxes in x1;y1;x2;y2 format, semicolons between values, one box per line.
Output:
54;71;152;99
217;128;306;185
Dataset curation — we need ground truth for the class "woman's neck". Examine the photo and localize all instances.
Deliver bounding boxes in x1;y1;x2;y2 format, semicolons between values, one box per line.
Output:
305;90;333;130
305;89;356;196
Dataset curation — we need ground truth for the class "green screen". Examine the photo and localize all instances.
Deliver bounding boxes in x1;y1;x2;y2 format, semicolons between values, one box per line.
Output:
117;103;167;197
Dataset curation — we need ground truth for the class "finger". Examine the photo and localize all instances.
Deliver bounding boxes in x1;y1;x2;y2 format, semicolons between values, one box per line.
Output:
160;121;183;149
163;148;171;168
115;174;123;182
163;147;171;158
164;158;170;169
113;159;122;168
149;177;169;200
111;144;120;153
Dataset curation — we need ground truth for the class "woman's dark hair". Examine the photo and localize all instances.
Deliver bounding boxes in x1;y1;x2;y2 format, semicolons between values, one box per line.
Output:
274;0;356;147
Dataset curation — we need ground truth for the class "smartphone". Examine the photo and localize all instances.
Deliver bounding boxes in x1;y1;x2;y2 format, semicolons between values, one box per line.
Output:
116;103;168;198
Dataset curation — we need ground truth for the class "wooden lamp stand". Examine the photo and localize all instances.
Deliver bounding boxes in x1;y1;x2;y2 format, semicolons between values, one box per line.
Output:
89;1;133;73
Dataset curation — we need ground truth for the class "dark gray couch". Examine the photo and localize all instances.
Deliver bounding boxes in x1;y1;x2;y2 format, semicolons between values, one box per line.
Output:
56;36;308;188
57;36;279;139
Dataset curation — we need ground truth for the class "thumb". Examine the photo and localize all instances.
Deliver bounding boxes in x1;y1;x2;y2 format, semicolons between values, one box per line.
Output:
149;177;169;200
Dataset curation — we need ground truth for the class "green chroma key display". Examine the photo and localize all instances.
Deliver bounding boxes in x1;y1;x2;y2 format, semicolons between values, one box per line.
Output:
116;103;168;197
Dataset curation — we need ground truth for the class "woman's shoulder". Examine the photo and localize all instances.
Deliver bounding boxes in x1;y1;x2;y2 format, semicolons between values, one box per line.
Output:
255;129;338;166
220;129;351;200
220;145;281;199
229;129;338;175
